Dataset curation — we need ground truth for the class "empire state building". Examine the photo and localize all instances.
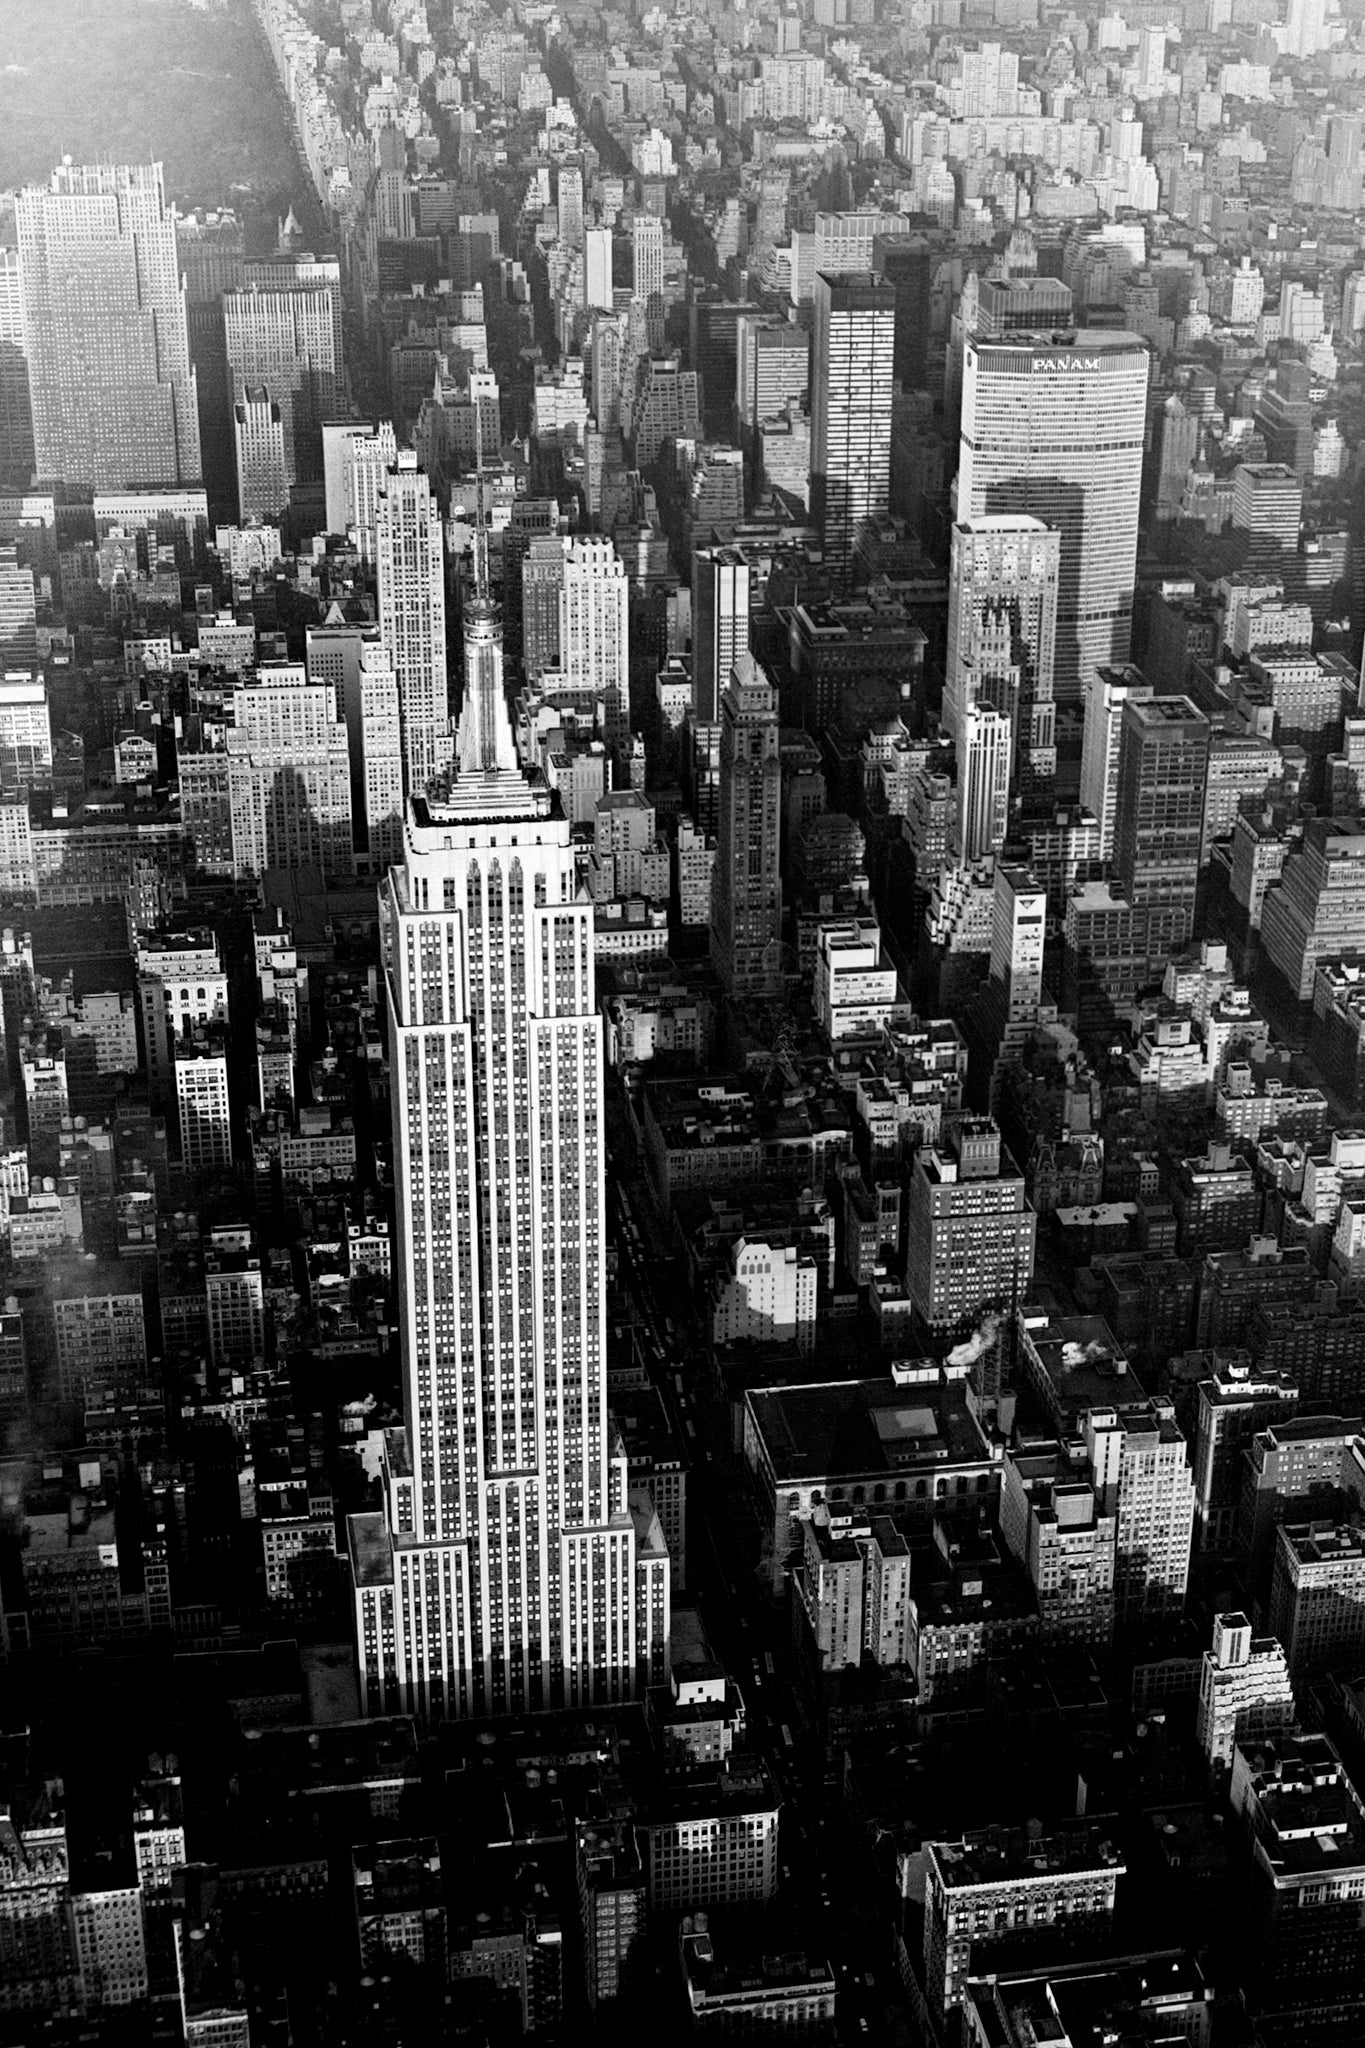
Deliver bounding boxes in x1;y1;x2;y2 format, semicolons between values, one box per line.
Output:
348;562;670;1721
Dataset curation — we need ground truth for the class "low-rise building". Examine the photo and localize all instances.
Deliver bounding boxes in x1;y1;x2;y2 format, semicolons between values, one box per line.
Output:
576;1819;646;2011
921;1824;1124;2023
638;1758;780;1911
680;1925;836;2033
962;1956;1211;2048
744;1374;1000;1597
1235;1731;1365;2038
1000;1440;1117;1650
1195;1611;1296;1773
793;1510;912;1671
1269;1520;1365;1679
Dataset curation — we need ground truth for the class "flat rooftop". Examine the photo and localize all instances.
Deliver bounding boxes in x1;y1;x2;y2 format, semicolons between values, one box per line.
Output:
1279;1520;1365;1566
748;1376;992;1482
928;1823;1124;1891
348;1510;394;1589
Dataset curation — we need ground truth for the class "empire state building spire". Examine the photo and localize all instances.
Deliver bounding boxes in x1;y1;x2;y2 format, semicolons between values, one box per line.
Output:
455;453;519;780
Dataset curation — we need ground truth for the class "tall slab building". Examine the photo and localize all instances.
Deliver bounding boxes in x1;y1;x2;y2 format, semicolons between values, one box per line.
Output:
710;653;783;998
811;270;895;591
348;553;669;1721
376;453;452;797
944;514;1060;803
16;162;200;490
957;330;1148;712
692;546;751;724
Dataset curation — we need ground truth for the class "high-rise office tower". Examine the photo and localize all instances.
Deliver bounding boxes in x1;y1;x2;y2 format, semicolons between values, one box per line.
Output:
233;388;288;523
174;1029;232;1176
0;676;52;792
990;862;1046;1021
1256;362;1313;480
944;515;1059;802
811;271;895;590
224;663;354;882
176;207;245;519
956;702;1012;863
588;310;629;431
306;617;405;875
872;233;934;395
692;547;751;724
584;228;613;312
945;273;1074;439
376;454;451;796
0;549;38;675
957;329;1148;712
136;931;229;1113
224;252;343;515
734;315;810;440
1231;462;1302;560
1079;664;1152;861
521;536;568;675
1112;693;1211;945
559;539;630;742
558;165;585;249
632;215;664;303
710;653;783;998
1155;394;1199;519
322;420;397;555
351;639;405;874
16;161;201;489
905;1117;1036;1335
347;551;670;1720
0;233;34;483
1284;0;1328;57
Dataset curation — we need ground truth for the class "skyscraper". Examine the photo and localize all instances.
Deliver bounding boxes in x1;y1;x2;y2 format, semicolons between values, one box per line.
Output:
945;273;1074;440
692;546;751;724
584;228;613;312
559;539;630;743
16;161;200;489
306;617;405;875
347;549;669;1720
376;454;451;796
233;388;288;523
521;536;568;675
351;640;405;874
810;271;895;590
632;215;664;303
176;207;245;520
0;549;38;675
0;675;50;802
872;233;934;394
1155;394;1199;519
224;251;344;516
989;862;1046;1023
322;420;397;554
944;515;1059;802
1079;665;1152;862
1112;693;1211;944
957;701;1012;863
905;1118;1036;1336
957;329;1148;712
558;165;585;249
0;235;34;483
224;663;354;882
734;315;810;441
710;654;783;998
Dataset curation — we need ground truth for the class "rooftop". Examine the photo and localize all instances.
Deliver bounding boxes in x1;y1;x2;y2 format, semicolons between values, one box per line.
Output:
748;1375;993;1483
1278;1519;1365;1568
928;1822;1124;1891
347;1510;393;1589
